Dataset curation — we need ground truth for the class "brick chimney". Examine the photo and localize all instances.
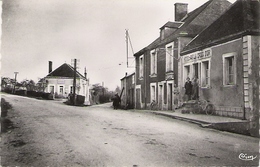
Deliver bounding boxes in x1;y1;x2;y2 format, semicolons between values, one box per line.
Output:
48;61;52;73
84;67;87;79
174;3;188;22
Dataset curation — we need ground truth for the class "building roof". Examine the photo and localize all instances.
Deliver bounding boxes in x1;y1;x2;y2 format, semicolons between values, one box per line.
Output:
134;37;161;57
181;0;260;55
134;0;232;57
46;63;86;79
161;0;232;45
160;21;182;30
120;72;135;80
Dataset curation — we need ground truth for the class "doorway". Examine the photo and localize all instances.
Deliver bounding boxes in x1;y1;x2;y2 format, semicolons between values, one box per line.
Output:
168;83;173;110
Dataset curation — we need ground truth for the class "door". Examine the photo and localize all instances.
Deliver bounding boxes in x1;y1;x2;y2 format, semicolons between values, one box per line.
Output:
136;88;141;109
158;85;163;110
168;83;173;110
194;63;199;79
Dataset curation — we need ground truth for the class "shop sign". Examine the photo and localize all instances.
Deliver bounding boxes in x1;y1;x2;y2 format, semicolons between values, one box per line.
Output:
57;80;65;84
183;49;211;63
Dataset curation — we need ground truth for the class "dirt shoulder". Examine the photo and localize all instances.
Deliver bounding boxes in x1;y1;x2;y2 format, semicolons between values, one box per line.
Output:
1;97;41;166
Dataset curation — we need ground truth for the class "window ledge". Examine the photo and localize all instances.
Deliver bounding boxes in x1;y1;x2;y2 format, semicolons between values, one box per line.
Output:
223;84;237;87
149;73;157;78
138;77;144;80
201;86;211;89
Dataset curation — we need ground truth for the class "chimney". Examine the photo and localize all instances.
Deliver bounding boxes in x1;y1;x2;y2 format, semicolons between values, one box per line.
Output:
174;3;188;22
48;61;52;73
84;67;87;79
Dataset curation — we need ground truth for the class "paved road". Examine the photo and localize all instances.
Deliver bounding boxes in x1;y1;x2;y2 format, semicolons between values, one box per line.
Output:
1;94;259;166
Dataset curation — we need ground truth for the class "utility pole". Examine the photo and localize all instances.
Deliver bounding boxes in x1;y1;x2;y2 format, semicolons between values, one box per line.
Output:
125;29;135;68
73;59;77;105
13;72;19;94
126;29;129;67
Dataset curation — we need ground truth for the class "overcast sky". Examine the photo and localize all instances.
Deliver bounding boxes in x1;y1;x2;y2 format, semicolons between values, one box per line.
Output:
1;0;235;90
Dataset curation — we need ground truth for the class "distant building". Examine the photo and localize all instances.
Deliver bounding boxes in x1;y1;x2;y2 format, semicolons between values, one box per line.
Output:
134;0;232;110
180;0;259;137
44;61;90;105
121;72;135;109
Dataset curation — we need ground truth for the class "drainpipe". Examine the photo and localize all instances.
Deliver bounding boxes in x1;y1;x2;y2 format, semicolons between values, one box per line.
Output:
144;53;147;109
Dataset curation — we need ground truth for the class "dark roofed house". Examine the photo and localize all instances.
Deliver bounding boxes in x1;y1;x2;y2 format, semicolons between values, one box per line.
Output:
44;62;90;105
133;0;232;110
180;0;259;137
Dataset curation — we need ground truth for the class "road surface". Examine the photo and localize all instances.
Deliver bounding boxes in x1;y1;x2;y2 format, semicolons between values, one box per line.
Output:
1;94;259;166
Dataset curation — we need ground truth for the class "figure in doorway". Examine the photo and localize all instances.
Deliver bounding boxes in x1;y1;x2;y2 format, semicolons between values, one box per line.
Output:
192;78;199;100
184;77;192;102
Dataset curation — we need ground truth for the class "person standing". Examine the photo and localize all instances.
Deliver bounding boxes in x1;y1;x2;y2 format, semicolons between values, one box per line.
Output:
112;93;121;109
192;78;199;100
184;77;192;102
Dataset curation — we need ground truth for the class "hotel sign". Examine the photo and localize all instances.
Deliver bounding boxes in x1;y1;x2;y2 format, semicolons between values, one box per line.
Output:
183;49;211;63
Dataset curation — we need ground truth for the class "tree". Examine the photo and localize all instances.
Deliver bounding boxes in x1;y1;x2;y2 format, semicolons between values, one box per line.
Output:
91;83;111;104
36;78;48;92
1;77;13;93
21;79;36;91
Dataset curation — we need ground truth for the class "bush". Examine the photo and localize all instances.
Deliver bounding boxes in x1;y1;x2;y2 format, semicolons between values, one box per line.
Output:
1;98;12;117
15;90;26;96
1;87;13;94
99;94;111;104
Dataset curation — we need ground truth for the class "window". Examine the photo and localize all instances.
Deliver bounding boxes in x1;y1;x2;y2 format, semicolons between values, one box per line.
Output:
150;50;157;75
201;61;210;87
59;86;64;94
49;85;54;93
223;53;236;85
150;83;156;102
139;55;144;78
132;75;135;84
166;43;174;72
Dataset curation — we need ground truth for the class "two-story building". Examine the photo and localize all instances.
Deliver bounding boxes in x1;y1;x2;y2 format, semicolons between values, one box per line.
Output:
44;61;91;105
180;0;259;137
120;72;135;109
134;0;232;110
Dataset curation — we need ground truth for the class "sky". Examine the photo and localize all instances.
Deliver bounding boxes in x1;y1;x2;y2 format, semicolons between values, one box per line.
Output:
1;0;235;90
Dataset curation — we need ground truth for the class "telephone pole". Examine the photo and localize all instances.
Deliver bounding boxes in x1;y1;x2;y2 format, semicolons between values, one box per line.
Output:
73;59;77;105
13;72;19;94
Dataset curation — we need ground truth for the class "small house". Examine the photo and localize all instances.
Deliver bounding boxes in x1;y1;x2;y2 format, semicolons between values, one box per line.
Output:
44;61;90;105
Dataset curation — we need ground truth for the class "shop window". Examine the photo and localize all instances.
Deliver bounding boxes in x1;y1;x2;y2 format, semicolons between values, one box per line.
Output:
223;53;236;85
201;61;210;87
150;50;157;75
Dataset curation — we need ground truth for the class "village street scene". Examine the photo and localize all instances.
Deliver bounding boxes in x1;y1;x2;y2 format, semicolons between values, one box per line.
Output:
1;0;259;166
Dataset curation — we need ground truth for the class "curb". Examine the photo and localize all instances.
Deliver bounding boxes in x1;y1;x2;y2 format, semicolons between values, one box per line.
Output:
150;111;251;136
151;111;211;126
